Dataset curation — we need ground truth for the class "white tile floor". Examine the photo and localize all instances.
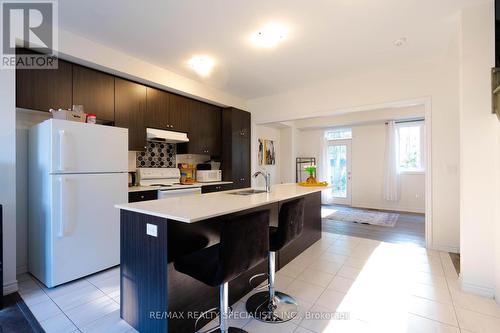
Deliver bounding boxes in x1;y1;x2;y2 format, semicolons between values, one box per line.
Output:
17;232;500;333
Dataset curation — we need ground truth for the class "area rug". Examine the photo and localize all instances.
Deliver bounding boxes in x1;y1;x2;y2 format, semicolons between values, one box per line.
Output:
325;207;399;227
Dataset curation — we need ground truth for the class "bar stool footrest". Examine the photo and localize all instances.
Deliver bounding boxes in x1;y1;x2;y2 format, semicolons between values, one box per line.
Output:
211;328;248;333
246;291;299;323
248;272;269;290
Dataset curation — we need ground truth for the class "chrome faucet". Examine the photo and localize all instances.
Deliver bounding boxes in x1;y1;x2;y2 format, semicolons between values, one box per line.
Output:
253;171;271;193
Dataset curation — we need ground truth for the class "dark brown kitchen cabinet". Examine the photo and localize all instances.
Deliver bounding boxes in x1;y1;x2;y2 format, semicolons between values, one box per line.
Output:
178;101;221;156
16;58;73;112
115;78;147;151
222;108;251;189
201;183;233;194
72;65;115;123
146;87;169;128
146;88;190;132
128;190;158;203
168;94;191;132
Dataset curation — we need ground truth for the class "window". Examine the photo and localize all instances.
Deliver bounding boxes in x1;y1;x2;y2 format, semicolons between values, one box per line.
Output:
398;122;425;172
325;128;352;140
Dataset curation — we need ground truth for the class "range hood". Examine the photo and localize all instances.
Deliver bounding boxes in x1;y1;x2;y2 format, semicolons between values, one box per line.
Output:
146;128;189;143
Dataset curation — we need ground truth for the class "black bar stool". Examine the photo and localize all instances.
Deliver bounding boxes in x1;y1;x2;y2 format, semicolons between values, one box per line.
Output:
246;198;305;323
174;210;270;333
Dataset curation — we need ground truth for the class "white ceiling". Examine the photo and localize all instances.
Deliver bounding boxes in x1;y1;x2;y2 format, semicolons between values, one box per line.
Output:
59;0;483;99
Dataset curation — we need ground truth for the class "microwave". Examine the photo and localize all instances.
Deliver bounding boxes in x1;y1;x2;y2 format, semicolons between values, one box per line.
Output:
196;170;222;183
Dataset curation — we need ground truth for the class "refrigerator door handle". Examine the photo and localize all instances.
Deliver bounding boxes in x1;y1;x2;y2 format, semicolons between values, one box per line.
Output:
58;177;66;238
58;130;67;171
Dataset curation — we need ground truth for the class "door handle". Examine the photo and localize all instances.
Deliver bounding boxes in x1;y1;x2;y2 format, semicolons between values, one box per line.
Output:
58;130;67;171
58;177;66;238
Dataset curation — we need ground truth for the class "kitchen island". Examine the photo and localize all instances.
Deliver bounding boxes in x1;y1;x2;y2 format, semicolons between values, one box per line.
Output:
115;184;325;333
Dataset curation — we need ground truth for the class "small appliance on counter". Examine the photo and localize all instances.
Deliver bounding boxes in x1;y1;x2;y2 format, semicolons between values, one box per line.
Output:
178;163;196;184
128;171;137;187
196;169;222;183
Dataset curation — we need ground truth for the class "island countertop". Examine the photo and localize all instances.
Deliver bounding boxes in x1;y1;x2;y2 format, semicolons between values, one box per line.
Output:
115;183;327;223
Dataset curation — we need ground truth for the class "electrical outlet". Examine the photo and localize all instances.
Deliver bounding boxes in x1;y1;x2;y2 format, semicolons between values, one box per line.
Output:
146;223;158;237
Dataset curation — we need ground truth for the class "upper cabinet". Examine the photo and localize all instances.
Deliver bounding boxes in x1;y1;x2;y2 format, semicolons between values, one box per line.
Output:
145;88;189;133
15;53;225;155
178;101;221;156
114;78;147;151
145;87;169;129
16;59;73;111
168;94;191;133
72;65;115;123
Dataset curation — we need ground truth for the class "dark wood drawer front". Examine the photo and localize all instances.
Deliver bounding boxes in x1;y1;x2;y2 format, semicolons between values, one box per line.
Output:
201;183;233;194
128;190;158;203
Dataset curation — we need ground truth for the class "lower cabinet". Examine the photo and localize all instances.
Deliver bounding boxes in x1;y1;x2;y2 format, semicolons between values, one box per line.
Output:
128;190;158;203
201;183;233;194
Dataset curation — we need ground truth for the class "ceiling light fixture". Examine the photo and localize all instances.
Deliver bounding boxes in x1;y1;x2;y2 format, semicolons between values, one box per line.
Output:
187;55;215;77
251;23;288;48
393;37;407;47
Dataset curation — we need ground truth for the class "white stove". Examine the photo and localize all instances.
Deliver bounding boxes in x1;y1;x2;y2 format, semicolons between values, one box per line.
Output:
137;168;201;199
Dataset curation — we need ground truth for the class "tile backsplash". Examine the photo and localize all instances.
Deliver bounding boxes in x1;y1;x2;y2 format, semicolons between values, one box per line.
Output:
136;141;176;168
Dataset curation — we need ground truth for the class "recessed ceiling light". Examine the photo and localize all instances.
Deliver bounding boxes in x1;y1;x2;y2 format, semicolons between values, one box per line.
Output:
393;37;407;47
251;23;288;48
187;55;215;77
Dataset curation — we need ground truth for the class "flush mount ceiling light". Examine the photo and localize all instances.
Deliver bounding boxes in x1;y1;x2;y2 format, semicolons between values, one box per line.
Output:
393;37;408;47
187;55;215;77
250;23;288;48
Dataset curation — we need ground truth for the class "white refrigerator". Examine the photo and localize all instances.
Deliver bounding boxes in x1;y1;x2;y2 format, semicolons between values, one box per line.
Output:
29;119;128;288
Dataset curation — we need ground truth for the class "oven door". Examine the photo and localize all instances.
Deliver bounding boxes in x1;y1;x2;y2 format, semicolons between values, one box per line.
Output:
158;187;202;199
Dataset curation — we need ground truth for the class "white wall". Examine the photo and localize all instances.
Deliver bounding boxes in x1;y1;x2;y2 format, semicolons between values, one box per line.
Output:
279;125;298;183
459;2;498;297
57;29;246;110
296;123;425;214
0;68;17;294
496;120;500;300
248;30;460;253
351;124;425;213
253;125;281;187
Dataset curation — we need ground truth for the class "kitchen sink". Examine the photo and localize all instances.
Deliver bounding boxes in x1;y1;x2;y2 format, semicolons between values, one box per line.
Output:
229;189;268;195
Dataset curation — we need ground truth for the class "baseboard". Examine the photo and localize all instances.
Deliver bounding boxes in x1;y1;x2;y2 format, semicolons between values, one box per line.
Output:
16;265;28;275
429;244;460;254
3;280;19;295
350;202;425;215
459;276;495;298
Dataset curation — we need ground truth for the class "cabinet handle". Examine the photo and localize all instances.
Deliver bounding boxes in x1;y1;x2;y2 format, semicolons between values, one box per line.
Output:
58;177;66;238
140;195;145;199
58;130;67;171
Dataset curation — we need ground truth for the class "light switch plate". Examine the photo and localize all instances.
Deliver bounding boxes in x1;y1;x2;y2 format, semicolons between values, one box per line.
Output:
146;223;158;237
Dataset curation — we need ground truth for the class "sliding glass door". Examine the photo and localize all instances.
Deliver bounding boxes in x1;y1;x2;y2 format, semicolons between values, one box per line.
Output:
328;139;352;205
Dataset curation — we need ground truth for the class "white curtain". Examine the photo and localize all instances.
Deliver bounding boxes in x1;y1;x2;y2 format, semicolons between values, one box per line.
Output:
383;121;400;201
319;134;333;204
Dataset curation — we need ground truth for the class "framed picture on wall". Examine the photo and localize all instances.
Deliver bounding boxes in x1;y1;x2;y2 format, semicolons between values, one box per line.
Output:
258;138;264;165
264;139;275;165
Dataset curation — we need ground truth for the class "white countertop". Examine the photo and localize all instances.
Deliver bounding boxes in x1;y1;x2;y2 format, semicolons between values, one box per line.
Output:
128;181;234;192
117;183;328;223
